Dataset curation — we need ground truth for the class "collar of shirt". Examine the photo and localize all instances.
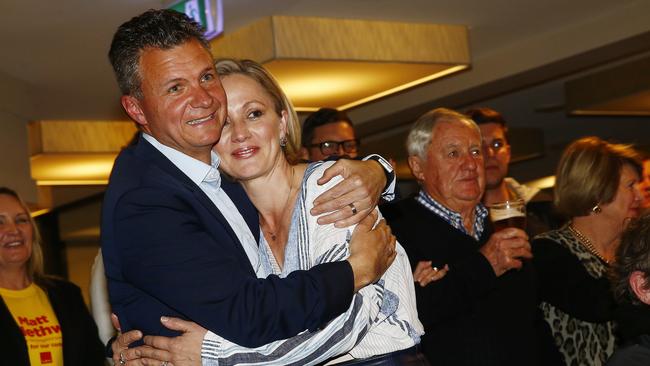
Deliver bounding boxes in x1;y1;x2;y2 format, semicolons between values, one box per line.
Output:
415;190;488;241
142;133;221;186
142;133;260;269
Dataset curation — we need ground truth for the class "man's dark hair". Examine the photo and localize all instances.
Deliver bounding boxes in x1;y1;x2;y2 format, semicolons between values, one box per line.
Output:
612;214;650;306
465;107;509;142
108;9;209;98
301;108;354;147
465;107;507;127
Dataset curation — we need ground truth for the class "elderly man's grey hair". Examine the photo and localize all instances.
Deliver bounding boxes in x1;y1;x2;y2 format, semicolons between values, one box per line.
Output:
406;108;480;160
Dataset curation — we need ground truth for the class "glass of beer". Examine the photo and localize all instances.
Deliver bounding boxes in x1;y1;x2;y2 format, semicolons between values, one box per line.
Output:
488;199;526;231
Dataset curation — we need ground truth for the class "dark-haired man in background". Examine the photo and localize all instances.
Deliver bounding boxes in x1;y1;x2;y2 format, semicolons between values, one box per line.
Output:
301;107;360;161
465;107;562;237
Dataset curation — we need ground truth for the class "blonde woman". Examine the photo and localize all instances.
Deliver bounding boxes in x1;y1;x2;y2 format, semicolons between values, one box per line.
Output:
533;137;643;365
0;187;104;365
112;59;426;366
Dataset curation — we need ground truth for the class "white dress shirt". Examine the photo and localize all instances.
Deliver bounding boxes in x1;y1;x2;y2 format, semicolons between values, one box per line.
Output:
142;133;260;272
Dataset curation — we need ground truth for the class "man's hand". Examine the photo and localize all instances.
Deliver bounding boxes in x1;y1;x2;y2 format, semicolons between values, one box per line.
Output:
413;261;449;287
136;317;206;366
116;317;205;366
111;328;144;365
346;211;397;291
311;159;386;228
110;313;146;365
479;228;532;277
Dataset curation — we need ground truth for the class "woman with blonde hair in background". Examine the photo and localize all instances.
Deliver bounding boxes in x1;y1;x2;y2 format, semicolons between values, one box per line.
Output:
532;137;643;365
0;187;105;365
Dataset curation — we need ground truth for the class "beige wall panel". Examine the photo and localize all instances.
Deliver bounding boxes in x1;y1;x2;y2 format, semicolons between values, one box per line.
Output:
27;121;43;156
211;16;469;65
271;16;469;63
29;120;136;154
210;17;276;62
65;244;100;306
0;71;37;202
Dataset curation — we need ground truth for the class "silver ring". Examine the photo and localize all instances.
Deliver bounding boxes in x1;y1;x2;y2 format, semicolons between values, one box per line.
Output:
161;362;168;366
119;352;126;365
432;267;439;272
348;203;358;215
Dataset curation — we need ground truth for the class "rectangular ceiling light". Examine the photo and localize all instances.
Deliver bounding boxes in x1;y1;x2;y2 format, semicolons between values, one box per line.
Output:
28;120;136;186
211;16;470;111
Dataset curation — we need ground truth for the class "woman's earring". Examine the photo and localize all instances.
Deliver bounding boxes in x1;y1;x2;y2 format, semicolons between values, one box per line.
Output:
591;204;602;214
280;136;287;147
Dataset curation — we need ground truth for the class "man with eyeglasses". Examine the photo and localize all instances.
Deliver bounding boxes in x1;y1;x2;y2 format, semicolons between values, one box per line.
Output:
301;108;360;161
465;107;562;237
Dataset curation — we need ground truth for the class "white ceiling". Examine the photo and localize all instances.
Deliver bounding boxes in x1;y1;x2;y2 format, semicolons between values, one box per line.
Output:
0;0;647;121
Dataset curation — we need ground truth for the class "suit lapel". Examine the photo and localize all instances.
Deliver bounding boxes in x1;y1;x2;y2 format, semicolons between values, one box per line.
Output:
221;177;260;244
135;137;253;256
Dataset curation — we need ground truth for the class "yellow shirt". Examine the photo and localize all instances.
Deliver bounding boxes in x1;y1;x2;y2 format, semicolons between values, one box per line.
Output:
0;283;64;366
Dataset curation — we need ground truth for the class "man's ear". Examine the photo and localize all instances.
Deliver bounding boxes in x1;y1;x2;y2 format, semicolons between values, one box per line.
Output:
121;95;149;130
630;271;650;305
407;155;425;182
299;147;310;161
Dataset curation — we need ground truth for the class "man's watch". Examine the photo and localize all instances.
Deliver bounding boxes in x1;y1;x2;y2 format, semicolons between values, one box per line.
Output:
363;154;396;202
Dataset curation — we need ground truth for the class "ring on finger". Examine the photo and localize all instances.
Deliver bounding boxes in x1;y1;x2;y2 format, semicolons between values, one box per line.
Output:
119;352;126;365
348;202;358;215
432;267;439;272
162;361;169;366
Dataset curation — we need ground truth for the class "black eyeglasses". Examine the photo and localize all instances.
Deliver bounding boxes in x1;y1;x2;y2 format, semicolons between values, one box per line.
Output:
309;139;360;156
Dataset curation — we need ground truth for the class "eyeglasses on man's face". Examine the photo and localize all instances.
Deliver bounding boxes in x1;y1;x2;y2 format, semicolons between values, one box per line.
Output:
309;139;360;156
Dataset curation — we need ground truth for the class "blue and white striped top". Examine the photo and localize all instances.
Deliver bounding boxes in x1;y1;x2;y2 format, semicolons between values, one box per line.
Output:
201;161;423;365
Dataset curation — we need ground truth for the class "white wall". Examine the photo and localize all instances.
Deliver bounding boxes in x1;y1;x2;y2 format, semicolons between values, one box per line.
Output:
0;71;37;202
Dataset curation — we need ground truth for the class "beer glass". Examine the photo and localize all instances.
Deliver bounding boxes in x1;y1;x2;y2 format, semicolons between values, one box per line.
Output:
487;199;526;231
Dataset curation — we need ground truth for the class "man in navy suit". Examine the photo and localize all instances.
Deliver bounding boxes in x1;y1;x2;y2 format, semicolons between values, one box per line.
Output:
102;9;396;349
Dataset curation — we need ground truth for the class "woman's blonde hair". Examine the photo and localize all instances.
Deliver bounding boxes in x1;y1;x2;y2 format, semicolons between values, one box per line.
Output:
215;59;301;164
0;187;46;285
554;137;642;218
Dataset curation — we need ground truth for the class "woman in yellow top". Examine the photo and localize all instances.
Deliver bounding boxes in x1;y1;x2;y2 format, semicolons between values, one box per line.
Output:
0;187;105;365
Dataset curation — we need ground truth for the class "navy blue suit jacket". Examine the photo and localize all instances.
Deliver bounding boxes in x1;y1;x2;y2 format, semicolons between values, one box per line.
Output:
101;136;353;347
